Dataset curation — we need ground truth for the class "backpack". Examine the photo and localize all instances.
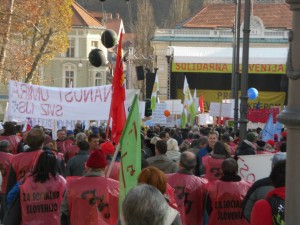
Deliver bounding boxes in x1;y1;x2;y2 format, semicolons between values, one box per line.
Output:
267;195;285;225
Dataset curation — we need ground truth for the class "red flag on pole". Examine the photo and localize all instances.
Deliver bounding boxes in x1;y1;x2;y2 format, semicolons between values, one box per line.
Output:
109;31;126;144
199;95;205;113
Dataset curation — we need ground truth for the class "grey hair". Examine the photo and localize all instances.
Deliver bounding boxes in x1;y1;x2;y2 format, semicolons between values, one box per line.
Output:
122;184;168;225
76;132;86;143
179;151;196;170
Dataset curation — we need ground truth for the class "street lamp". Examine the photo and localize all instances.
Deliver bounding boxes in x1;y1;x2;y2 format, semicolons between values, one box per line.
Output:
166;46;172;99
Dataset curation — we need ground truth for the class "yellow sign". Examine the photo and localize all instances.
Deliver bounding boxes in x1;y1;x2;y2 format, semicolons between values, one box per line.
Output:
172;63;286;74
177;90;286;111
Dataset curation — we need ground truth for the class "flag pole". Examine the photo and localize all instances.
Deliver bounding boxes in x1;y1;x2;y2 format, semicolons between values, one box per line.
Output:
105;143;120;178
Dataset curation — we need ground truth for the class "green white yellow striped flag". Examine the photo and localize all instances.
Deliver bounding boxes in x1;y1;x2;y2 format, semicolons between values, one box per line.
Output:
183;76;196;125
119;94;141;210
151;74;159;110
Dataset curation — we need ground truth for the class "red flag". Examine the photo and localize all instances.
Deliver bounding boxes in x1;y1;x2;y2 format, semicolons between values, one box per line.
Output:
199;95;205;113
110;32;126;144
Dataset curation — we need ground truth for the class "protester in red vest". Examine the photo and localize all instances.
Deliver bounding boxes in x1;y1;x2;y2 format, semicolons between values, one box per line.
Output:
167;151;207;225
18;151;65;225
202;141;230;182
0;140;13;221
206;158;252;225
6;128;44;194
56;129;73;154
0;121;22;154
61;150;119;225
64;132;86;163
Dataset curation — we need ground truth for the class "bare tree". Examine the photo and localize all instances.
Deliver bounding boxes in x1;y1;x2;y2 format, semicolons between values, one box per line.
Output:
167;0;191;28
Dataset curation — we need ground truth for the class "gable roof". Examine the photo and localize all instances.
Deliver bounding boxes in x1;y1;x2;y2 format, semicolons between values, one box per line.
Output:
183;3;292;29
71;2;103;27
88;12;123;33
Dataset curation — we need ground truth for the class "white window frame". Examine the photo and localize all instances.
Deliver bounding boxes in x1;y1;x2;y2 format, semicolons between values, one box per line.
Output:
66;38;75;58
63;64;77;87
94;72;103;86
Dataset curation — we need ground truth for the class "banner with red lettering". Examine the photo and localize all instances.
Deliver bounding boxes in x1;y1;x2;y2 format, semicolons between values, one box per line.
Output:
8;80;112;120
247;108;280;123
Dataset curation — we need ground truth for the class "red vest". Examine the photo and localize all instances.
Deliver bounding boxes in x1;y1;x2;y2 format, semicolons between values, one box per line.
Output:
20;175;66;225
0;152;13;194
56;139;73;154
67;176;119;225
65;145;79;161
202;155;226;182
167;173;206;225
105;162;120;181
11;150;43;181
0;135;21;154
207;180;252;225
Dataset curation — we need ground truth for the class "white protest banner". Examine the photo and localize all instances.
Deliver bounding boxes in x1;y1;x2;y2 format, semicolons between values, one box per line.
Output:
8;80;140;121
237;154;273;182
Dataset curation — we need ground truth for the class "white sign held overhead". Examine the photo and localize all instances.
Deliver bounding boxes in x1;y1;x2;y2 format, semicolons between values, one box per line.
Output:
151;103;173;127
209;102;234;118
164;100;183;114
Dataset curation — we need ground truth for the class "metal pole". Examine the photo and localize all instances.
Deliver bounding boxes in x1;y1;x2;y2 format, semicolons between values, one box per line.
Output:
231;15;236;99
277;0;300;224
234;0;241;134
239;0;251;142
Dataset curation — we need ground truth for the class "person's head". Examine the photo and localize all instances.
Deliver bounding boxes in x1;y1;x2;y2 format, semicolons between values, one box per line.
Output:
213;141;230;158
99;132;106;141
199;136;208;149
121;184;169;225
208;130;219;148
270;160;286;188
155;140;168;155
57;129;66;141
27;128;45;149
246;132;257;143
221;133;231;143
32;150;58;183
0;140;10;152
77;140;90;151
3;121;16;135
222;158;238;176
86;150;107;172
138;166;167;194
179;151;196;171
88;133;100;150
167;138;179;151
61;126;67;132
100;141;115;155
76;132;86;143
159;131;170;142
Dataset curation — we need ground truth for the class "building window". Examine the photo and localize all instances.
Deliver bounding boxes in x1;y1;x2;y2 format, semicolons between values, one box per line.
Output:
66;39;75;57
91;41;99;49
64;64;76;87
95;72;103;86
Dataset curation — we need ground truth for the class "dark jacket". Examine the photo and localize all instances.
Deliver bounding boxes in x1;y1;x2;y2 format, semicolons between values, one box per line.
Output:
146;155;178;174
237;140;256;155
65;150;89;176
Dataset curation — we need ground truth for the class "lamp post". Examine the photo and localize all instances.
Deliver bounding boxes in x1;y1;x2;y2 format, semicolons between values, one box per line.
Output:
233;0;241;134
166;47;172;99
276;0;300;223
239;0;251;141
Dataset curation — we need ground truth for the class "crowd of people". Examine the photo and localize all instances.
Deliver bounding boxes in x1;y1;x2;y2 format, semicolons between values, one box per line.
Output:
0;120;287;225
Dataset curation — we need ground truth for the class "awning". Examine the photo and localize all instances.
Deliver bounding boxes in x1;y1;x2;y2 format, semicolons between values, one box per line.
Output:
167;46;288;64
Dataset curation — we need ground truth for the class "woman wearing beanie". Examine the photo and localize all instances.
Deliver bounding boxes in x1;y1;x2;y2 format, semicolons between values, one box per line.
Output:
61;150;119;225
